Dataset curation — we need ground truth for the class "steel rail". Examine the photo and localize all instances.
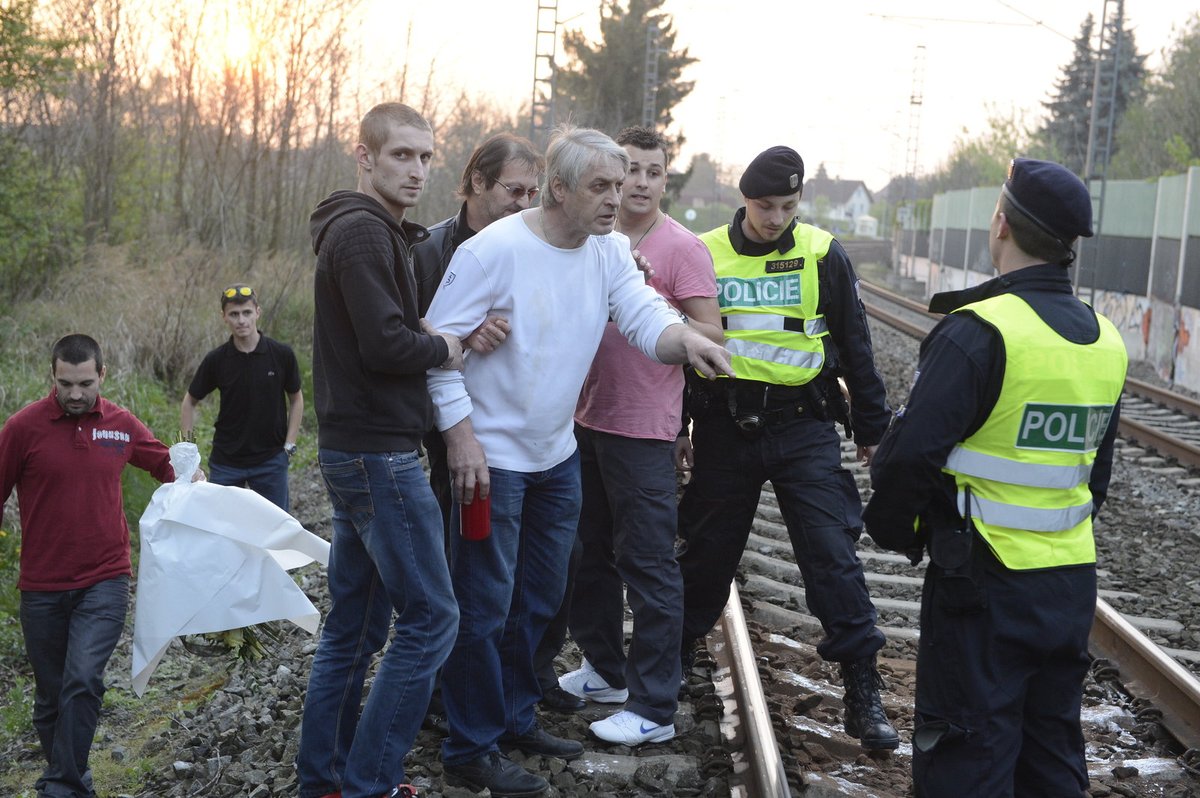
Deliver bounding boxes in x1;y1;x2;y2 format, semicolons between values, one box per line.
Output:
1125;375;1200;418
710;583;791;798
861;285;1200;469
1117;415;1200;469
859;279;934;317
862;299;934;339
860;279;1200;419
1092;598;1200;752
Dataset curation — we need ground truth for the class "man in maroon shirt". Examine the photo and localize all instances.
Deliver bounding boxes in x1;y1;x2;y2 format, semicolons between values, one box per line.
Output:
0;334;192;798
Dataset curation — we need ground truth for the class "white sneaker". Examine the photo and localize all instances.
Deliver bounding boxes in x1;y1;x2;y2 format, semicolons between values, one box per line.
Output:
558;665;629;704
590;710;676;745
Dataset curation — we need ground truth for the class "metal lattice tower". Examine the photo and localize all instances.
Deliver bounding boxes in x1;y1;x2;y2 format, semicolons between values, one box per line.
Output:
901;45;926;276
1079;0;1125;298
1084;0;1124;184
530;0;559;149
903;45;926;189
641;23;660;128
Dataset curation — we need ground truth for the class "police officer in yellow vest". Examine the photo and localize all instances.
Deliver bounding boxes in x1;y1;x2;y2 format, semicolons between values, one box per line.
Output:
865;158;1128;796
677;146;898;750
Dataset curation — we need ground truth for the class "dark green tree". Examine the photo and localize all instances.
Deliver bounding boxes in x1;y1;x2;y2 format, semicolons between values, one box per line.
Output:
924;107;1033;193
0;1;79;302
0;0;74;128
556;0;696;141
1111;14;1200;177
1035;12;1146;175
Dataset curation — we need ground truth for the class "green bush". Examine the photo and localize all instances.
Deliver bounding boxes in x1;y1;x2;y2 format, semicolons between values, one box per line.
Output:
0;137;82;302
0;239;318;679
0;675;32;737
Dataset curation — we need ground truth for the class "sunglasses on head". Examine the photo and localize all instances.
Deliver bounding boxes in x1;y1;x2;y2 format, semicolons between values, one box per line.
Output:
223;286;254;299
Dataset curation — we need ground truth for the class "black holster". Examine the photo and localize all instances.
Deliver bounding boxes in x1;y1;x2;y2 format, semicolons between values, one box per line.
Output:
805;378;853;440
927;486;986;615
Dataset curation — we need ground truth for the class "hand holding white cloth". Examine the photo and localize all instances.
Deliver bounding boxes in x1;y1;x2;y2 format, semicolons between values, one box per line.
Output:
132;443;330;695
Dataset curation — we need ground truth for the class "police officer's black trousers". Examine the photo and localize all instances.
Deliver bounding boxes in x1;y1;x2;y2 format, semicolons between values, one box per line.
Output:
677;409;884;663
913;545;1094;798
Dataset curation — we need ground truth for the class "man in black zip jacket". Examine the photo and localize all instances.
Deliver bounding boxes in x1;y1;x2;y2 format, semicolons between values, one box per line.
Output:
297;102;464;798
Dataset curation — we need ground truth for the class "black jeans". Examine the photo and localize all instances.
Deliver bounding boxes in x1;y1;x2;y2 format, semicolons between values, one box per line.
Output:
21;576;129;798
677;409;884;663
568;427;683;724
913;548;1094;797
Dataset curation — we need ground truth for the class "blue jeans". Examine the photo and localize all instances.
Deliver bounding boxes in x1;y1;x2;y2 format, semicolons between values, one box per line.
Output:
297;449;458;798
209;449;290;511
440;451;581;766
21;576;129;798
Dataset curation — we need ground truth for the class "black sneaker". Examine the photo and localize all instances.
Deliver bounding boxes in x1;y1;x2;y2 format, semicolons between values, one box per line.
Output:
500;722;584;761
444;751;548;797
539;684;586;713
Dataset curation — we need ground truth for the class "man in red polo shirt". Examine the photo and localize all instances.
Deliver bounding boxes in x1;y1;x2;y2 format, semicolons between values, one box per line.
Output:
0;333;194;798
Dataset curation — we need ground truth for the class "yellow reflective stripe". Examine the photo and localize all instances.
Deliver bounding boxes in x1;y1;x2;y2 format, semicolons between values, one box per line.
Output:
726;338;825;370
945;446;1093;490
960;491;1093;533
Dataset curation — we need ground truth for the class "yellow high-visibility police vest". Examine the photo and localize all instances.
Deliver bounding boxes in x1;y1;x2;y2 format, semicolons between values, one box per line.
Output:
942;293;1128;569
700;221;833;386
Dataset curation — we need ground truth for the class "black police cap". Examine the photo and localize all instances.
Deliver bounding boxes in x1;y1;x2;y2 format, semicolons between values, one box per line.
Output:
1002;158;1093;242
739;146;804;199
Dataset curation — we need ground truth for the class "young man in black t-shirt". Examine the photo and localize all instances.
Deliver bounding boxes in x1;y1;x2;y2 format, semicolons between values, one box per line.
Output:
180;284;303;510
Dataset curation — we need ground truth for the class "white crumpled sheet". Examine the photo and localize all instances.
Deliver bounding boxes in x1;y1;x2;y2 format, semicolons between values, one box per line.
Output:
131;443;330;695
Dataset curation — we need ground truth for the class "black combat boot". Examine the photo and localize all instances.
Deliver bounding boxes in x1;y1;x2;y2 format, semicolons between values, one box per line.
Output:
840;656;900;750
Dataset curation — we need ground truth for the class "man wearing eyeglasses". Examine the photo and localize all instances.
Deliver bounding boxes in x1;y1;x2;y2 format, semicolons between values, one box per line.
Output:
413;133;544;542
180;284;303;511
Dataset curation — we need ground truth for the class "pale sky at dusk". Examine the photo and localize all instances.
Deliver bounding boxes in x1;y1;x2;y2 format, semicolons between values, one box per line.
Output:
359;0;1197;191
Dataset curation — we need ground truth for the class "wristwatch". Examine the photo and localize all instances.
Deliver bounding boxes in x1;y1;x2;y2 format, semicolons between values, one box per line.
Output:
284;443;298;457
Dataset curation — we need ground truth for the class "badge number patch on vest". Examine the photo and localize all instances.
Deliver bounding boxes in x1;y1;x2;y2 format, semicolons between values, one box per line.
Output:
765;257;804;273
1016;403;1114;452
719;275;802;308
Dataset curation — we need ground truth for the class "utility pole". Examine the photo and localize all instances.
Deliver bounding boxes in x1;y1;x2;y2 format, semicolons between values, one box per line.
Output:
1078;0;1125;300
530;0;559;150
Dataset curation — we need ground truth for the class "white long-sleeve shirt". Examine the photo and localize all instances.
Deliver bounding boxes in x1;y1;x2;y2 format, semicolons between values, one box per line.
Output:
425;210;679;472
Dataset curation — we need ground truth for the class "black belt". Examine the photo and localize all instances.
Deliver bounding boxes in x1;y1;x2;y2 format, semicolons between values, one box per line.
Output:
723;382;827;433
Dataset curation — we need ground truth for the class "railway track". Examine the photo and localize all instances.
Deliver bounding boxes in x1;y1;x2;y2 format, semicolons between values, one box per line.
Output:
692;278;1200;796
859;280;1200;470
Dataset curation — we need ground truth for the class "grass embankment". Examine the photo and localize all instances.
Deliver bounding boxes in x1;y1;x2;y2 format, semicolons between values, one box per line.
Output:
0;240;316;795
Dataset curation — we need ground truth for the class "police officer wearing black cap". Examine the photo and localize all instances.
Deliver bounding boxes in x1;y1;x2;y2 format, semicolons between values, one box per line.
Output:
864;158;1128;795
677;145;898;750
